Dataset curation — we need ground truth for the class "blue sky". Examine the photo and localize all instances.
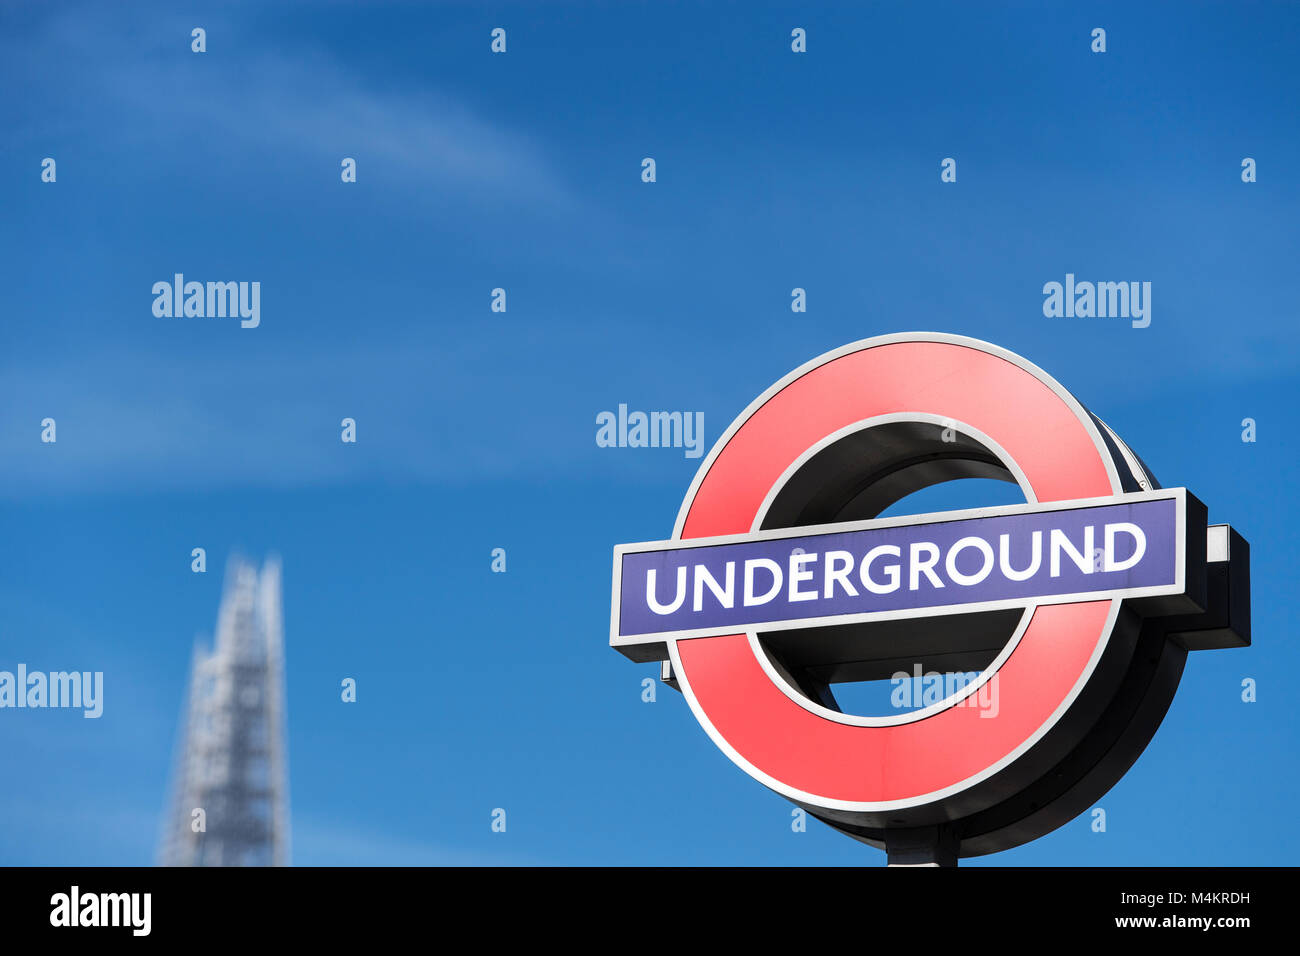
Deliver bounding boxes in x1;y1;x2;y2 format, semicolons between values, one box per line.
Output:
1;0;1297;865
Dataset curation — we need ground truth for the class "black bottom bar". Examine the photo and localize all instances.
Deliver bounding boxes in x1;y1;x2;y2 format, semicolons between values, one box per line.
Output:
0;866;1280;942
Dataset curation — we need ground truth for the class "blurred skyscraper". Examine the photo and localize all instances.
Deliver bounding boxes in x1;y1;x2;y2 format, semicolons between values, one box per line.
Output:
158;556;290;866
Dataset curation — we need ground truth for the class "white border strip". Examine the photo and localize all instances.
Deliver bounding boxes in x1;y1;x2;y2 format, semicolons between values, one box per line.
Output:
611;488;1186;646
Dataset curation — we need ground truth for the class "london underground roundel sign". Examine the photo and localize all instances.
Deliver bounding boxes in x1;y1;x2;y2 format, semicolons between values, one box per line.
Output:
610;333;1250;864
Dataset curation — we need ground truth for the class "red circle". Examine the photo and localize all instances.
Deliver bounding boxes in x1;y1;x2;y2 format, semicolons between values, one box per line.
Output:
673;340;1118;806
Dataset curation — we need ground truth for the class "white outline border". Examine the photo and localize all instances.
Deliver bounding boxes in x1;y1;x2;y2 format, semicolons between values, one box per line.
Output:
748;413;1031;726
641;332;1140;812
612;488;1185;646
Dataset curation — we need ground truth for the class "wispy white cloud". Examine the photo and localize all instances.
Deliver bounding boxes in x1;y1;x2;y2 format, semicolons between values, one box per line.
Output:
2;1;575;210
0;321;715;497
